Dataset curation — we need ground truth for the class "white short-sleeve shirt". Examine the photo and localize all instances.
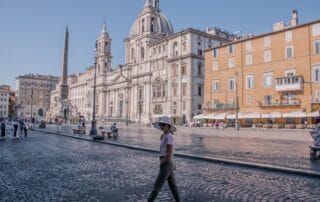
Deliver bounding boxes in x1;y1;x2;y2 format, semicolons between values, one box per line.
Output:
159;132;175;157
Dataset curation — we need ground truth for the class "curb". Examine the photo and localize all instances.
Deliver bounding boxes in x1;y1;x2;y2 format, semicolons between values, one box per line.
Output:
33;129;320;179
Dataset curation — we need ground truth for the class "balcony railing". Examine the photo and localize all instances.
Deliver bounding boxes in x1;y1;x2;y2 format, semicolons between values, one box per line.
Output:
258;99;301;107
275;76;303;91
311;97;320;104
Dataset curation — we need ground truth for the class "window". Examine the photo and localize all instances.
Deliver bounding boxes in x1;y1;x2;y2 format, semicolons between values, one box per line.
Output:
182;42;187;51
138;88;143;100
313;65;320;82
173;42;178;57
198;86;202;96
141;19;145;33
198;49;203;56
182;83;187;96
247;96;253;105
213;61;219;71
264;36;271;47
152;85;156;98
150;17;155;33
173;109;177;115
173;85;177;96
246;75;254;89
212;80;220;92
245;54;253;65
245;41;252;51
156;83;161;98
285;69;295;77
130;48;135;60
285;31;292;42
197;64;202;76
263;72;273;87
181;64;187;75
285;46;293;58
228;78;236;91
228;57;235;68
228;45;235;54
264;95;272;106
198;104;202;110
140;47;145;60
312;23;320;36
314;40;320;54
182;101;186;110
213;49;218;57
172;65;178;76
264;50;272;62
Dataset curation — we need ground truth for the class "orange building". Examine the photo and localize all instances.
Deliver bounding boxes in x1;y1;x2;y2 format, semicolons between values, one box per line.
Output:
204;11;320;124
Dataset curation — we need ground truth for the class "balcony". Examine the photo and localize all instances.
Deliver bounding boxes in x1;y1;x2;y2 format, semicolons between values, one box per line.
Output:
258;99;301;107
311;97;320;104
275;76;303;92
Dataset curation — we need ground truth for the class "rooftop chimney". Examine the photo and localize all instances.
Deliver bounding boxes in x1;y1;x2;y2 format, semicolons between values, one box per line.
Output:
290;9;298;26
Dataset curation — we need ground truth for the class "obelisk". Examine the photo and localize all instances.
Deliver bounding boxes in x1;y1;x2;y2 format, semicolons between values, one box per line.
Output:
60;26;69;100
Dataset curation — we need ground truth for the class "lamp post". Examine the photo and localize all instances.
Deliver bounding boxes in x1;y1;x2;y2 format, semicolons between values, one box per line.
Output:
90;45;98;136
30;76;34;128
235;71;240;130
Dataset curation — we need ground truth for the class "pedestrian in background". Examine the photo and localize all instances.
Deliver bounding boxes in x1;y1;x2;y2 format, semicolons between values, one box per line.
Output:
0;119;6;140
148;116;180;202
13;120;19;139
19;120;24;138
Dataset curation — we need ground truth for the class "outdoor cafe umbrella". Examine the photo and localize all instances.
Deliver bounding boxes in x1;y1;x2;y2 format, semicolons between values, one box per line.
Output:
193;114;204;120
261;112;282;119
243;112;261;119
307;111;320;117
214;113;228;120
226;113;244;119
282;111;307;118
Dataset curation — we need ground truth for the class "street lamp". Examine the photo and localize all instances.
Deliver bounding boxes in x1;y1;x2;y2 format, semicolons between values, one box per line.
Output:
90;45;98;136
235;71;240;130
30;75;34;128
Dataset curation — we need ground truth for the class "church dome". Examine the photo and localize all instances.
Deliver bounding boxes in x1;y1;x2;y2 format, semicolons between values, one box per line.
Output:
129;0;174;37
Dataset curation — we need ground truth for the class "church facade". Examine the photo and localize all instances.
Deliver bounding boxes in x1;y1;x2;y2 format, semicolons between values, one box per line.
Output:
49;0;236;124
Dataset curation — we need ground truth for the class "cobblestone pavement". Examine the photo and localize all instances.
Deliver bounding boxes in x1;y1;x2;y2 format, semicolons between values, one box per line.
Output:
39;124;320;172
1;131;320;202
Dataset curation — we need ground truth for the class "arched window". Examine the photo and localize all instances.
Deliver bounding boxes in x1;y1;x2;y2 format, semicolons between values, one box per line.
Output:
173;42;178;57
141;19;145;33
105;42;109;53
151;17;155;33
152;78;166;98
141;47;145;60
131;48;135;60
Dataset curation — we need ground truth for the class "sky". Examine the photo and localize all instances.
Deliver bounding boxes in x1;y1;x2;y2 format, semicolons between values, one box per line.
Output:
1;0;320;89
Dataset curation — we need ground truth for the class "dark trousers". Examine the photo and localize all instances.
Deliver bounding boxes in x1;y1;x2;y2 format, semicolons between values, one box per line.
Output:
13;128;18;137
1;129;5;137
148;159;180;202
24;128;27;137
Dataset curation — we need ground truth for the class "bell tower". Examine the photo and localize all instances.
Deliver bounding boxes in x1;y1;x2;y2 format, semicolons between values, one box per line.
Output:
96;23;112;74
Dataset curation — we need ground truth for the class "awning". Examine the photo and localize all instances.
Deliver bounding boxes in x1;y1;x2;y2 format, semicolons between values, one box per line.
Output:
243;112;261;119
202;113;217;119
214;113;228;120
226;113;244;119
282;111;306;118
307;111;319;117
193;114;204;119
261;112;282;118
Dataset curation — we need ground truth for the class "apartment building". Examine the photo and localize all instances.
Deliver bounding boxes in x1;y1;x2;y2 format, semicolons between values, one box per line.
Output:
204;11;320;120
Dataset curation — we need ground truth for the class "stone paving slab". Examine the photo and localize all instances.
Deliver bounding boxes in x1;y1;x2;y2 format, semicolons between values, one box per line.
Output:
37;124;320;173
1;131;320;201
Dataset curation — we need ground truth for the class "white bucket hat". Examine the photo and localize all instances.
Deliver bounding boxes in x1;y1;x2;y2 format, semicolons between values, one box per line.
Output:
152;116;177;133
